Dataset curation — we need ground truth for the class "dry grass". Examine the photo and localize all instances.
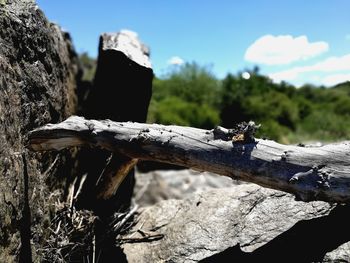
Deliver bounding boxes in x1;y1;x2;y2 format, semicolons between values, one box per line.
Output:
36;198;138;263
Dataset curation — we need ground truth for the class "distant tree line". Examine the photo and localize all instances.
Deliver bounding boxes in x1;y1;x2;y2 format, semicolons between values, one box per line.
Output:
80;54;350;143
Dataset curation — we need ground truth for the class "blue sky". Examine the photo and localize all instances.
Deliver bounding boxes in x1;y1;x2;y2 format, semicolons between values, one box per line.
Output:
36;0;350;87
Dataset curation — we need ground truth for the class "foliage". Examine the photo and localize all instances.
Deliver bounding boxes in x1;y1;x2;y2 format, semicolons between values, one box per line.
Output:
78;52;96;81
148;62;221;129
149;96;219;129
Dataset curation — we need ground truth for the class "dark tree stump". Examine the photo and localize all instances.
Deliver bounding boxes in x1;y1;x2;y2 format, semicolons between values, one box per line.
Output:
76;30;153;214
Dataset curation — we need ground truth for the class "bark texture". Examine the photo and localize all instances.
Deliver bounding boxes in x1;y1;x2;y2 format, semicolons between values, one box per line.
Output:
28;116;350;203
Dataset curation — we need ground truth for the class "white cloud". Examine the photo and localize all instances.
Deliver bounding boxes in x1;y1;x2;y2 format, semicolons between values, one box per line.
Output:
311;54;350;72
269;54;350;86
245;35;329;65
167;56;184;65
321;74;350;86
269;69;299;83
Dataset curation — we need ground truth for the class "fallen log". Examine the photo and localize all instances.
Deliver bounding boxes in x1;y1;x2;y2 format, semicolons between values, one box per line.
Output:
28;116;350;203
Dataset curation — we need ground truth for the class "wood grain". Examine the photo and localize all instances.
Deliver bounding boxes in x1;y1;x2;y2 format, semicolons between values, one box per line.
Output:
28;116;350;203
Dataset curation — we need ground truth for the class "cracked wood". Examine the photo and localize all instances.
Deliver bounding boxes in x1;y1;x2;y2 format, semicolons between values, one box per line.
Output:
28;116;350;203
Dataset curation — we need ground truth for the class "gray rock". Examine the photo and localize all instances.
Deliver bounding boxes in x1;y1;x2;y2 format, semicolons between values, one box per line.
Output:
133;169;240;206
123;180;350;262
323;242;350;262
0;0;79;260
100;29;151;68
85;29;153;122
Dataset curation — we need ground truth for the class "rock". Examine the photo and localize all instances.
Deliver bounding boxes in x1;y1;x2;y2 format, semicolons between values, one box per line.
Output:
323;242;350;262
0;0;79;260
122;182;350;262
100;29;151;69
133;169;240;207
85;29;153;122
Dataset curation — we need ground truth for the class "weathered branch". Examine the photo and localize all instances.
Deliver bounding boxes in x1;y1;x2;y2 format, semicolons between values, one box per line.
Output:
95;152;138;200
28;116;350;203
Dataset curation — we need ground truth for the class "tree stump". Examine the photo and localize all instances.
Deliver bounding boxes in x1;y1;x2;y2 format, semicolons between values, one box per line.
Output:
76;30;153;215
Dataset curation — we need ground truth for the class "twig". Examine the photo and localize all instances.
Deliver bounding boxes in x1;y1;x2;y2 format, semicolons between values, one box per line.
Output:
74;173;87;200
119;233;164;244
112;204;139;233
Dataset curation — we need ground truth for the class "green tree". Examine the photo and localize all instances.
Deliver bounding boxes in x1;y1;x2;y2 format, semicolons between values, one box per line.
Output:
148;62;221;129
220;69;288;128
149;96;219;129
153;62;221;106
79;52;96;81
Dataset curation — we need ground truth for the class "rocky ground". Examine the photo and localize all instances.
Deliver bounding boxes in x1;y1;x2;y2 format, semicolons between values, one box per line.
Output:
120;169;350;262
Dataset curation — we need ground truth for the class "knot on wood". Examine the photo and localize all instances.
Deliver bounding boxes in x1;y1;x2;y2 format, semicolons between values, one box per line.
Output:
289;164;330;189
280;151;291;161
135;130;151;143
317;170;331;189
213;121;260;143
85;122;97;135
